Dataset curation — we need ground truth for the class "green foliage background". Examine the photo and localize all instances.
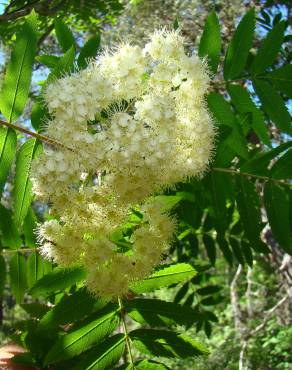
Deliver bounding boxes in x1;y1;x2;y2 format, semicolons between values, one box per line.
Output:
0;1;291;369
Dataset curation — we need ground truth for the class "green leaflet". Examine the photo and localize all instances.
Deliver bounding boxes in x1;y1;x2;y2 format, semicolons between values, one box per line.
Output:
0;11;38;122
241;241;253;267
78;34;101;69
270;149;292;180
30;267;86;297
116;361;168;370
0;127;17;195
125;298;198;327
0;204;22;249
9;353;37;368
228;84;270;146
216;235;233;266
235;177;269;253
264;183;291;254
229;237;245;265
73;334;125;370
251;21;286;75
10;252;27;303
130;263;197;294
27;252;45;289
261;64;292;98
203;234;216;266
151;194;184;211
199;11;221;74
46;46;75;85
130;329;209;358
196;285;222;296
31;102;48;131
253;80;291;135
173;282;189;304
54;19;76;53
44;304;120;364
135;360;169;370
23;207;37;247
36;55;61;69
173;18;179;30
214;129;235;167
207;92;235;125
204;321;212;337
223;9;255;80
21;303;50;319
13;139;42;226
208;172;230;232
207;92;249;159
0;255;6;296
38;288;108;331
200;295;223;306
241;141;292;175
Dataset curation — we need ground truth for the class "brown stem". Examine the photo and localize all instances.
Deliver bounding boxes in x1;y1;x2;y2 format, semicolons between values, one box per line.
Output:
212;167;292;187
1;248;37;254
118;297;135;369
1;120;290;187
0;119;70;150
0;0;66;22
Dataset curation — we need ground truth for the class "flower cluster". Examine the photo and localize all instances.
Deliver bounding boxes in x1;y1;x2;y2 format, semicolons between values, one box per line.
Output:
31;30;215;298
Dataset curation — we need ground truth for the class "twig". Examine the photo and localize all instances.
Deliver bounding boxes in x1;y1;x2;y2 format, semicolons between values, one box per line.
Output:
0;0;40;22
0;0;66;22
0;119;71;150
230;264;244;334
249;295;289;337
118;297;135;369
246;267;253;318
1;120;291;187
212;167;292;187
1;248;37;254
239;294;289;370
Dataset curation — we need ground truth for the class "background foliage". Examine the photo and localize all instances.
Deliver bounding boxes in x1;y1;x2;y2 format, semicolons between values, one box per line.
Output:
0;0;291;369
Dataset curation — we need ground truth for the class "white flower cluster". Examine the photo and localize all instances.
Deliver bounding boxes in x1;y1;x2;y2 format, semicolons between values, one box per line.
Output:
31;30;215;298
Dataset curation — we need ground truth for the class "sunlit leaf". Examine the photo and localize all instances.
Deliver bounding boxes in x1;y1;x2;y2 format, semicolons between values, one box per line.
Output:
13;139;42;226
199;11;221;74
27;252;45;289
10;252;27;303
0;11;38;122
224;9;255;80
0;127;17;195
36;55;61;69
44;304;120;364
23;207;37;247
38;288;108;331
73;334;125;370
0;204;22;249
30;267;86;297
78;34;101;69
46;46;75;85
0;255;6;296
54;19;76;53
130;263;197;294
